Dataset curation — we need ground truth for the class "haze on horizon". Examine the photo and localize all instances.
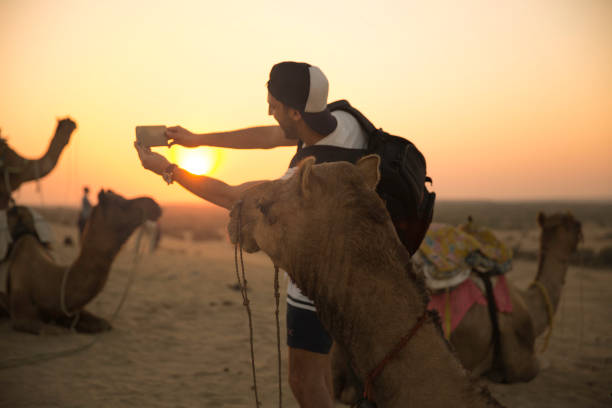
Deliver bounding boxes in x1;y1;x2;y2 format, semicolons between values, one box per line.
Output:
1;0;610;207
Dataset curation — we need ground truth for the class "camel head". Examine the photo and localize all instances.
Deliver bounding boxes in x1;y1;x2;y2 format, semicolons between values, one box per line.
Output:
83;190;162;250
537;212;583;255
0;118;77;209
228;154;385;272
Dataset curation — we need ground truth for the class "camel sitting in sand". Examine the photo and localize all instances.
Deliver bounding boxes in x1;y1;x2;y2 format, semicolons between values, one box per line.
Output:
332;212;583;405
1;190;161;334
0;118;76;209
228;155;503;408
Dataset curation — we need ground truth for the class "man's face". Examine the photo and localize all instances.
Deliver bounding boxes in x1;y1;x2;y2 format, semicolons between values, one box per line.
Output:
267;92;299;139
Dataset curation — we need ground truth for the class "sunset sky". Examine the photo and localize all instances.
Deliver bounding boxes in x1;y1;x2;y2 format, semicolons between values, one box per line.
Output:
1;0;611;207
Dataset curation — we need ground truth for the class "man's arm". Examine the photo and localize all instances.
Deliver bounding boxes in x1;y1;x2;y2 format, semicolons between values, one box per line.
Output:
166;125;297;149
172;167;264;210
134;141;263;210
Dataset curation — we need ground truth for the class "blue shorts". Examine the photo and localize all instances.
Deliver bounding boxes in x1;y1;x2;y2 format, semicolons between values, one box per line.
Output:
286;303;333;354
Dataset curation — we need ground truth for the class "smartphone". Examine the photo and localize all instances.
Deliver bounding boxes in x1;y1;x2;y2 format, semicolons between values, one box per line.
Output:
135;125;168;147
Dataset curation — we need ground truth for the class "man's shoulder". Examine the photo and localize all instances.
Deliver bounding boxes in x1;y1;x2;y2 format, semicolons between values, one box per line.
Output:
319;111;368;149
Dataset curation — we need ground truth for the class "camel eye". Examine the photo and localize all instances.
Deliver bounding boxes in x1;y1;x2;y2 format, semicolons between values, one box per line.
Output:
256;200;272;216
256;199;277;224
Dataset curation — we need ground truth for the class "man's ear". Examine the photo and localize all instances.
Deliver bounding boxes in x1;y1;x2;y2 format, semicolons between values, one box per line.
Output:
296;156;316;199
287;107;302;121
356;154;381;190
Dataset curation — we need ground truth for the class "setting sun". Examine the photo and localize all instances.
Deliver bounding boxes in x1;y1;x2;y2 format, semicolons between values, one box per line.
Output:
169;146;221;176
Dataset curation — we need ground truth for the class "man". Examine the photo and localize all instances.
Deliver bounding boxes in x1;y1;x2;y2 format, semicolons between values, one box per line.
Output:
134;61;367;408
77;186;92;242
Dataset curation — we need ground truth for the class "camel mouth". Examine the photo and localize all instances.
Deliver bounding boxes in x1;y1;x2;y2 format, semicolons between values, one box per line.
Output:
138;198;162;222
149;204;162;221
228;203;260;253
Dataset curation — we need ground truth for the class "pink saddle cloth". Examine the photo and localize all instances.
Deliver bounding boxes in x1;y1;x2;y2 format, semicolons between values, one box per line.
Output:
427;275;513;336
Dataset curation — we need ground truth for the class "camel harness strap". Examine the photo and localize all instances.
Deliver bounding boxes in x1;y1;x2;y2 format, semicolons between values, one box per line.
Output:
361;310;429;404
529;280;554;352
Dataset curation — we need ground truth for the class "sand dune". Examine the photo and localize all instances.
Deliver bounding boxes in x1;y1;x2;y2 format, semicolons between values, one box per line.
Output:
1;222;611;407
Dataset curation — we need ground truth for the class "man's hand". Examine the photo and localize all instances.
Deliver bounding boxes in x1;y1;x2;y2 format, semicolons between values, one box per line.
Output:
134;141;171;175
166;126;200;147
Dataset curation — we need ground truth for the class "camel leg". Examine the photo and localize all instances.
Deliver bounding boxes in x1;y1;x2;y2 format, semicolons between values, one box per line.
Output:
497;312;539;382
54;309;112;333
10;290;43;334
331;342;362;405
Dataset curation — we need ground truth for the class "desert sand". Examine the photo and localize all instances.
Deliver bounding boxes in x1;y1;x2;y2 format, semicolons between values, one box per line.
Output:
1;221;611;408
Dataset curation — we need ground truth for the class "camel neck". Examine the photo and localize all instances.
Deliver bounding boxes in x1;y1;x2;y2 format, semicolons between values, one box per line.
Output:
289;225;500;407
525;246;571;336
61;242;119;312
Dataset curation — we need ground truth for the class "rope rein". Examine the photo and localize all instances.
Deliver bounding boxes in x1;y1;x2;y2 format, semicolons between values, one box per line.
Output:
233;203;283;408
529;280;554;352
274;265;283;408
233;206;261;408
361;310;429;404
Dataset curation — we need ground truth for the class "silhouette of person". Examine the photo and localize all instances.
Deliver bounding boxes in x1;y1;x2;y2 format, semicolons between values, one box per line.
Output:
77;186;92;241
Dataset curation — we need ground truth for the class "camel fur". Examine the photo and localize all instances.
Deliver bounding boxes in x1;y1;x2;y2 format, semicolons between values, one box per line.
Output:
1;190;161;334
228;155;503;408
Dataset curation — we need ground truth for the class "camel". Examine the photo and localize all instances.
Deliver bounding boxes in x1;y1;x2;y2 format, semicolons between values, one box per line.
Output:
1;190;162;334
0;118;76;209
331;213;582;404
228;155;503;408
444;212;582;379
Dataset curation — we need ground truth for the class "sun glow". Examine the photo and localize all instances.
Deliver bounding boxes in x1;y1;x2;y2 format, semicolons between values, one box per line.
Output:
171;147;220;176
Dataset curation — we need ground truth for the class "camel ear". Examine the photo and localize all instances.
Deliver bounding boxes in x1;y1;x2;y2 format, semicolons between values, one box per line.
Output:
296;156;316;199
356;154;381;190
537;212;546;227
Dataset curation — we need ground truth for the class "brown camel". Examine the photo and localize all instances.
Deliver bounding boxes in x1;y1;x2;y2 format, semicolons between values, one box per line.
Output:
228;155;503;408
332;213;583;404
2;190;161;334
0;118;76;209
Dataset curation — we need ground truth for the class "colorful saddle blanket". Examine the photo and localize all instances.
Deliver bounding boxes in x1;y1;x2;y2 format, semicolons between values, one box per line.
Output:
413;221;514;337
427;275;513;338
414;222;513;290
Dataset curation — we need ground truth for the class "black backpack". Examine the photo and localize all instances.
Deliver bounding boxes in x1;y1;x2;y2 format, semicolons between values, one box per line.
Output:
289;100;435;255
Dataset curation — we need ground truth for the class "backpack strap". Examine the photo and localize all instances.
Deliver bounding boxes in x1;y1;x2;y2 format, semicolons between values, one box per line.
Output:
328;99;378;141
289;145;365;168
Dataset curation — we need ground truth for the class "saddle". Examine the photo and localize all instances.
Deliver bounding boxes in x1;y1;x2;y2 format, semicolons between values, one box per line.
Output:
0;206;53;293
413;221;513;292
415;220;514;380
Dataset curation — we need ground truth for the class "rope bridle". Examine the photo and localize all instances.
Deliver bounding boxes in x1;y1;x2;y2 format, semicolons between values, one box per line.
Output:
359;310;429;405
233;201;283;408
529;280;554;352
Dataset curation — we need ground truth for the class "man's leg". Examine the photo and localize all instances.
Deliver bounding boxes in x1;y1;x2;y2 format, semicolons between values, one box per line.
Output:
288;347;334;408
286;302;334;407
